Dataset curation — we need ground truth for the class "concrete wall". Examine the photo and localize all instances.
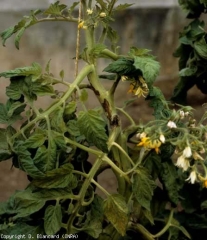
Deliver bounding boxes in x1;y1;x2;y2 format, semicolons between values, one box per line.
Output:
0;0;178;11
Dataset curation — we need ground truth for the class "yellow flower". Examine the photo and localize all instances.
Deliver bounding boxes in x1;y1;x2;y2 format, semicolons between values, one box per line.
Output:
149;140;161;154
137;137;151;148
204;180;207;188
78;21;84;29
198;175;207;188
87;9;93;15
137;136;161;154
127;77;149;98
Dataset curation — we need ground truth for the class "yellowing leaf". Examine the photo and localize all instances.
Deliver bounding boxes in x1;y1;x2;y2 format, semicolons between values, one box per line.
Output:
103;194;129;236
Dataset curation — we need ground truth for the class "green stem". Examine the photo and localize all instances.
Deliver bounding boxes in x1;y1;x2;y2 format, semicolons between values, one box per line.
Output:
102;155;130;183
12;64;93;140
153;209;174;238
37;17;79;24
65;137;101;156
129;222;154;240
101;49;120;60
91;178;110;197
125;147;146;175
67;154;104;232
112;142;135;167
116;107;136;126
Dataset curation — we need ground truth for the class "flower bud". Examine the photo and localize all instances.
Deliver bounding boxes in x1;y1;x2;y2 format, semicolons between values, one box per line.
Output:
179;110;185;119
159;134;165;143
100;12;107;17
167;121;177;129
140;132;147;139
183;146;192;158
186;171;197;184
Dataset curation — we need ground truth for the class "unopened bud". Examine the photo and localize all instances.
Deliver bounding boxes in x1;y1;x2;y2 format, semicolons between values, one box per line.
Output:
100;12;107;17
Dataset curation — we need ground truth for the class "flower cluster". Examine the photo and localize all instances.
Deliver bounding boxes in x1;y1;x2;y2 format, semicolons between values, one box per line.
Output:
123;76;149;98
175;146;192;171
137;132;164;154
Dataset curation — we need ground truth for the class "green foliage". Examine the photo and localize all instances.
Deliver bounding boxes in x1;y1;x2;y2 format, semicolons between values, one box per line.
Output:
77;110;108;152
132;168;156;211
0;0;206;239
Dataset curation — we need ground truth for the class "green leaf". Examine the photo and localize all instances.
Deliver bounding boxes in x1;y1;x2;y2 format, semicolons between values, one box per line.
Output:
50;107;66;132
103;194;129;236
7;101;26;118
67;119;80;137
0;100;25;125
45;59;51;73
106;26;119;48
103;58;136;75
133;56;160;83
51;131;67;149
32;83;54;96
1;10;40;48
142;208;154;225
96;0;107;9
64;101;77;116
90;44;106;57
32;163;77;189
128;47;151;57
44;204;62;235
14;27;25;49
1;26;15;46
44;1;67;16
170;218;191;239
83;219;102;238
6;77;23;100
1;222;44;238
23;132;46;148
160;162;180;205
4;190;46;220
194;37;207;60
80;89;88;102
132;168;156;210
201;200;207;210
0;128;12;161
0;103;9;124
17;148;45;178
33;139;57;172
0;62;42;79
68;2;79;16
77;110;108;152
114;3;134;11
13;186;74;201
59;69;64;80
179;66;197;77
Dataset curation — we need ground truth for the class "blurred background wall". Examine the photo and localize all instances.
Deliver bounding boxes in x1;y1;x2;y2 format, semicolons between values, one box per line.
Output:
0;0;204;201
